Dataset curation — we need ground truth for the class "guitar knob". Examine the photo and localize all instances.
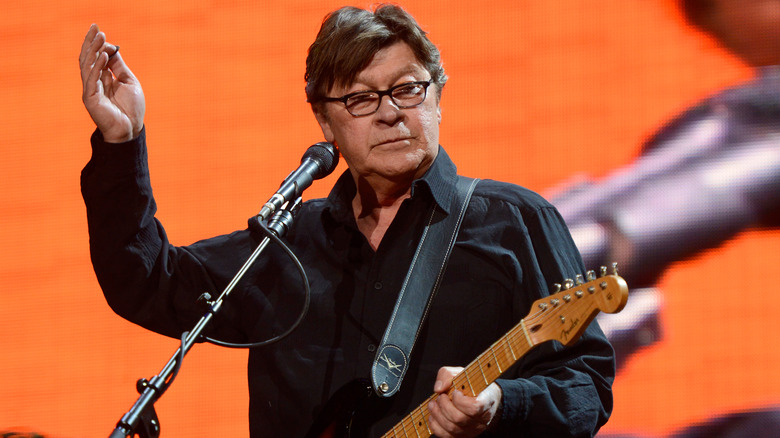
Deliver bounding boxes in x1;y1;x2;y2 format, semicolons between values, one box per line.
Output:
586;270;596;281
563;278;574;290
575;274;584;285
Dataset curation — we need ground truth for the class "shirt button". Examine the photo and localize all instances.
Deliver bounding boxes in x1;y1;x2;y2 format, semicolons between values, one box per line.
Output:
367;344;376;352
374;282;383;290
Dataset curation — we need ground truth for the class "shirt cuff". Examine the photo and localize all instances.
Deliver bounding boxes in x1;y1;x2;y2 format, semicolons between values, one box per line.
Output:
493;378;528;434
86;126;148;177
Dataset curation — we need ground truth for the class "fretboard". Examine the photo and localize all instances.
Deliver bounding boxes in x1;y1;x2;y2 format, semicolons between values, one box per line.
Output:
380;321;535;437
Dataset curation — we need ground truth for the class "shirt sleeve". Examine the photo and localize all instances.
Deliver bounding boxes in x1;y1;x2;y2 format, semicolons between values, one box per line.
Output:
80;128;251;341
485;194;616;437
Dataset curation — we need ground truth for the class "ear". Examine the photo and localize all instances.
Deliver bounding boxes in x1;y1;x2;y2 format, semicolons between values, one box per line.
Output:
437;106;442;124
313;106;336;143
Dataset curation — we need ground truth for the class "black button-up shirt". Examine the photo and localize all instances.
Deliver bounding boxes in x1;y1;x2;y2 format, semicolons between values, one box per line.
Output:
82;128;615;437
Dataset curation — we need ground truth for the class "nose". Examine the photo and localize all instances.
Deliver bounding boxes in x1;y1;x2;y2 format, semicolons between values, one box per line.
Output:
374;94;403;124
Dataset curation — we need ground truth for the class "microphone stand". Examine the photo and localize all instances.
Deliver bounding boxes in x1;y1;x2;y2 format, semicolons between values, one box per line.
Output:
108;199;303;438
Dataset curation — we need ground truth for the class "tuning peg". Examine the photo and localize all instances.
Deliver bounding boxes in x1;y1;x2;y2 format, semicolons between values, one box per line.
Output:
552;283;562;293
611;262;619;276
586;270;596;281
575;274;584;285
599;266;607;277
563;278;574;290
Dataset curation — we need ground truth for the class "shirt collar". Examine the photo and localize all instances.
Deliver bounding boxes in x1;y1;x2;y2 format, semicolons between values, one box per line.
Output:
324;145;459;225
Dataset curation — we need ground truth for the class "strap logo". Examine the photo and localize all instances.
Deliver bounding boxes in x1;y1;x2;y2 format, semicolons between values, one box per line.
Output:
380;353;402;373
376;344;406;378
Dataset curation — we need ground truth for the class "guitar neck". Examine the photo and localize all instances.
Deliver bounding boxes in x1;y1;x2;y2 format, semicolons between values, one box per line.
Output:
379;272;628;438
381;322;535;437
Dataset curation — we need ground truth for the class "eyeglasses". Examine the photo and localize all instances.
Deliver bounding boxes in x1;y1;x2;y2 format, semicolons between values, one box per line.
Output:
321;81;432;117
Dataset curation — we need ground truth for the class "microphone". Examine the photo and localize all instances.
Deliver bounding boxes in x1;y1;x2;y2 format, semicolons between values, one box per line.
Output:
257;142;339;221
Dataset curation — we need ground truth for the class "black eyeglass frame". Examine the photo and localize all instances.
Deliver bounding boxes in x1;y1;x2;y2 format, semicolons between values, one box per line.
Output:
319;80;433;117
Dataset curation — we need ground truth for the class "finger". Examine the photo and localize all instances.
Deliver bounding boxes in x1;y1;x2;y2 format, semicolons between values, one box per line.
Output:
435;391;471;428
100;57;113;93
433;366;463;393
437;392;491;438
79;24;99;67
86;29;106;68
102;43;119;59
101;44;121;86
83;50;109;101
105;50;139;84
80;30;106;83
451;389;486;418
428;397;460;438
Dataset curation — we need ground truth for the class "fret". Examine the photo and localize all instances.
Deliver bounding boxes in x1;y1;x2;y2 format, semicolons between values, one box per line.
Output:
406;407;421;437
519;319;534;348
462;368;475;396
476;357;489;386
494;338;514;370
481;351;501;382
420;405;431;435
490;347;503;373
506;333;517;360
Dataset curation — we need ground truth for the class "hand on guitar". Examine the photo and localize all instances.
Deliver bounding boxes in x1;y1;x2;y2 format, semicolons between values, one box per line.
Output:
427;366;503;438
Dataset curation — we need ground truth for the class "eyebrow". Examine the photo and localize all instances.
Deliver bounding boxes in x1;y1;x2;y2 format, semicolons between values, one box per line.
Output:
347;64;428;92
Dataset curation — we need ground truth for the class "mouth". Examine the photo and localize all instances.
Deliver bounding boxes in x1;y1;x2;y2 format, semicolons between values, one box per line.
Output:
375;137;412;147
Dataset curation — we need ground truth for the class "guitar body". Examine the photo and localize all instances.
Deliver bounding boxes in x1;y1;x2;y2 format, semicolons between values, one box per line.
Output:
305;379;387;438
307;270;629;438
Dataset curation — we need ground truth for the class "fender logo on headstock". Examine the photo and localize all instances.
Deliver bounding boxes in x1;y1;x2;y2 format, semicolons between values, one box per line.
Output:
561;317;581;342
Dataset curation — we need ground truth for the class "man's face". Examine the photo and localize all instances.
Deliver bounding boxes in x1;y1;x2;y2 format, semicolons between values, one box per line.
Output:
315;41;442;184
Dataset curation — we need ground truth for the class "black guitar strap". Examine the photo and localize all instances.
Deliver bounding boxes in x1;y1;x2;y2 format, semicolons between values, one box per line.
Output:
371;176;479;398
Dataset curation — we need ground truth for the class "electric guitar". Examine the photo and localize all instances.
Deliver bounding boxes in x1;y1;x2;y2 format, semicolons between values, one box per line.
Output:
307;266;629;438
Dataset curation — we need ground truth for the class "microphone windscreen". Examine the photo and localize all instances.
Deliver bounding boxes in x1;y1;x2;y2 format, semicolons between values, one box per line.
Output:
302;142;339;179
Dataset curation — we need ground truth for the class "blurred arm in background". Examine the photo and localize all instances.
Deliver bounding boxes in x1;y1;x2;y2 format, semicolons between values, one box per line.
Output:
549;0;780;366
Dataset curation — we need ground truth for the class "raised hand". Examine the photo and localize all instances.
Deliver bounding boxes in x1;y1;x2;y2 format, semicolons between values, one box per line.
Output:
79;24;145;143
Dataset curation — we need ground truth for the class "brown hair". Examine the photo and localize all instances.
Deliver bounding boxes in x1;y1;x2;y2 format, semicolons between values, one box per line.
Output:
305;4;447;105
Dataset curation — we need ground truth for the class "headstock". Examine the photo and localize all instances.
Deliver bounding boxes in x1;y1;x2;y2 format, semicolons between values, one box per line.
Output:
525;264;628;346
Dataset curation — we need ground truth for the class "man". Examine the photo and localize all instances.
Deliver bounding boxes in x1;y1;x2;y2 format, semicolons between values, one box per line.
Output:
80;5;615;437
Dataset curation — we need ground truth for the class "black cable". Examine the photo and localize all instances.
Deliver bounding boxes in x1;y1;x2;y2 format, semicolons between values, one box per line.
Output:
203;220;311;349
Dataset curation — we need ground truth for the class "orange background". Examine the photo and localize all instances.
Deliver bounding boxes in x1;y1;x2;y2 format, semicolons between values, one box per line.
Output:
2;1;779;437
